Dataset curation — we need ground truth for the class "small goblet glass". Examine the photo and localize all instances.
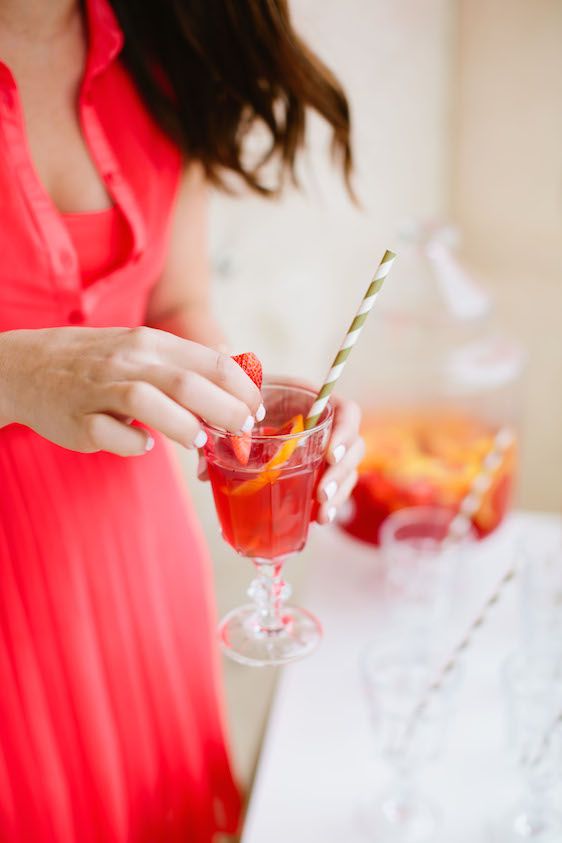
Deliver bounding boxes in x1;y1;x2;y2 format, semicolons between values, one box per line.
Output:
520;538;562;652
379;506;474;645
494;649;562;842
360;643;462;842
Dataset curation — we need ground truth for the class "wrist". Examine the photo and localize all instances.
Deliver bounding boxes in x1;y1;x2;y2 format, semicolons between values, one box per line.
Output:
147;304;228;349
0;330;21;426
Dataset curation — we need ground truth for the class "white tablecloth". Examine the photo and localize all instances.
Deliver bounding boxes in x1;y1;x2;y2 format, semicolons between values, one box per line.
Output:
242;511;562;842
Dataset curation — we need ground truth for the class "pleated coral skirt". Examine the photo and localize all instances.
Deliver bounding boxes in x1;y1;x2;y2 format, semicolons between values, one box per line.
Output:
0;423;241;842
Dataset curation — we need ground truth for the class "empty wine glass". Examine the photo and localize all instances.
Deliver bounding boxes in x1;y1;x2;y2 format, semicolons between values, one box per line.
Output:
493;648;562;842
520;537;562;652
359;643;462;842
379;506;474;644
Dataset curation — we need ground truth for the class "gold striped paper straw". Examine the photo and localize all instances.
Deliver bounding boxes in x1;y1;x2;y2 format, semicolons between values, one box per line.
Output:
304;249;397;430
526;707;562;769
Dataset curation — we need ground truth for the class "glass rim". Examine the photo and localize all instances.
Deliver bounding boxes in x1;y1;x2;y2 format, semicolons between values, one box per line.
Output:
202;381;334;441
379;505;477;546
502;648;562;685
360;642;463;692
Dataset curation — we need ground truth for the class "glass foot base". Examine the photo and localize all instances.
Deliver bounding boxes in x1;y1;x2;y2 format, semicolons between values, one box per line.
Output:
357;793;439;842
218;604;322;667
487;804;562;842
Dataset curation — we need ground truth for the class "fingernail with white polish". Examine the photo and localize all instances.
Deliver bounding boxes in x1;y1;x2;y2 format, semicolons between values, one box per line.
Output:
321;480;338;502
327;506;337;523
194;429;208;448
241;415;255;433
255;403;266;423
144;435;155;452
331;443;346;464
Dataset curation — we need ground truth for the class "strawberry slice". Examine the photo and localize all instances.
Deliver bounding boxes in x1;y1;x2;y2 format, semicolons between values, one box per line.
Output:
231;432;252;465
231;352;263;389
229;352;263;465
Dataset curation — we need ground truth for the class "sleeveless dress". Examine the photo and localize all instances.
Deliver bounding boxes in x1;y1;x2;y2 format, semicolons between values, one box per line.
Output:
0;1;241;840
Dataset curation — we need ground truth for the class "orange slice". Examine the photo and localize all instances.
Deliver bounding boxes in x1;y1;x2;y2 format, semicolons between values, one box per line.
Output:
231;414;304;497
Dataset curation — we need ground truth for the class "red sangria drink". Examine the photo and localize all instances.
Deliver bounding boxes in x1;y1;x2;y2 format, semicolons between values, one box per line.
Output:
203;383;333;667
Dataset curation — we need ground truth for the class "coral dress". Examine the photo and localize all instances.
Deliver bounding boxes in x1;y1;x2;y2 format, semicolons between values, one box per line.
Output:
0;1;241;840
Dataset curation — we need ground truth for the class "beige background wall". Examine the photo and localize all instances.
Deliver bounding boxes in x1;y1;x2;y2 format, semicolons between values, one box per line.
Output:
208;0;453;380
452;0;562;511
178;0;561;806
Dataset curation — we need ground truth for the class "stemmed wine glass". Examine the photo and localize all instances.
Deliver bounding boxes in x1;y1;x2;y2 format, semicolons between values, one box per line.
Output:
520;537;562;652
379;506;474;646
203;382;333;667
493;648;562;842
359;643;462;842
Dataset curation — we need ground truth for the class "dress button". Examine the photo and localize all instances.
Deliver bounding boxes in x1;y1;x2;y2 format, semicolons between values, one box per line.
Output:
68;309;85;325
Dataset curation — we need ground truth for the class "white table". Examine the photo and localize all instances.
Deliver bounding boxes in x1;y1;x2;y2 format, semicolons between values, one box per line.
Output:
242;511;562;842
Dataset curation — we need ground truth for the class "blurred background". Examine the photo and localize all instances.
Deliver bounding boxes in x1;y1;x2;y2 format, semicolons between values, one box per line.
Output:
177;0;561;808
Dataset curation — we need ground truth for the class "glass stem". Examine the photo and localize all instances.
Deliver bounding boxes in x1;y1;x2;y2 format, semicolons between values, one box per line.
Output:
248;559;290;634
394;762;415;807
383;759;419;820
519;777;548;833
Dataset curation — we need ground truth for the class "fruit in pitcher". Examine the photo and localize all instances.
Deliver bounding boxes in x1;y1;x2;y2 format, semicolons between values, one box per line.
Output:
341;410;516;545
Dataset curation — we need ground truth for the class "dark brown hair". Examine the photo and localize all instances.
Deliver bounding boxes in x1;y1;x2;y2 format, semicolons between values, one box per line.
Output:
109;0;353;195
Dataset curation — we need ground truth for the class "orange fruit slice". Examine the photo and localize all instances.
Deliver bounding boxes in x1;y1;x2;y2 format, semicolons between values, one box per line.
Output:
231;414;304;497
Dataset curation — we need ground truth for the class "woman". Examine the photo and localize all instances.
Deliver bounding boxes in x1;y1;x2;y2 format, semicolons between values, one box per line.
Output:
0;0;363;840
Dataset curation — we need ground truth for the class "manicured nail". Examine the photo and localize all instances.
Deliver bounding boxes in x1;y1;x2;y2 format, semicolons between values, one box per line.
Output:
144;435;155;452
331;443;346;464
255;403;266;423
241;415;255;433
194;429;208;448
321;480;338;502
327;506;337;523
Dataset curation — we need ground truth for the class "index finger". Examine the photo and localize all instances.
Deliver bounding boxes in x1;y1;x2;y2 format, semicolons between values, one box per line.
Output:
203;349;263;414
160;335;263;416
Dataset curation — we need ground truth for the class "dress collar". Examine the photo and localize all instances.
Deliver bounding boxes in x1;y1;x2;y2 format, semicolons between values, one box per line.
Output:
83;0;124;85
0;0;123;87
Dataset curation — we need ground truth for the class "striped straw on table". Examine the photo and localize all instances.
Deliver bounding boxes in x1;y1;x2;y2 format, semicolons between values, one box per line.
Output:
304;249;397;430
528;709;562;769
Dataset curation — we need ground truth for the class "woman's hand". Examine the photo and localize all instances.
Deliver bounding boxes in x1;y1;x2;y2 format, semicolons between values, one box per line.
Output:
0;327;263;456
316;396;364;525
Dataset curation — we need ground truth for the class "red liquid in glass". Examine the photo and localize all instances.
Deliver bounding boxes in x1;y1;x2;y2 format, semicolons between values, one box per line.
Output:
207;458;323;559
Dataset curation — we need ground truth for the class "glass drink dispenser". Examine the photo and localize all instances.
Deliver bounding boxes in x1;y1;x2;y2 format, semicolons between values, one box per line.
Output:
340;223;524;545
